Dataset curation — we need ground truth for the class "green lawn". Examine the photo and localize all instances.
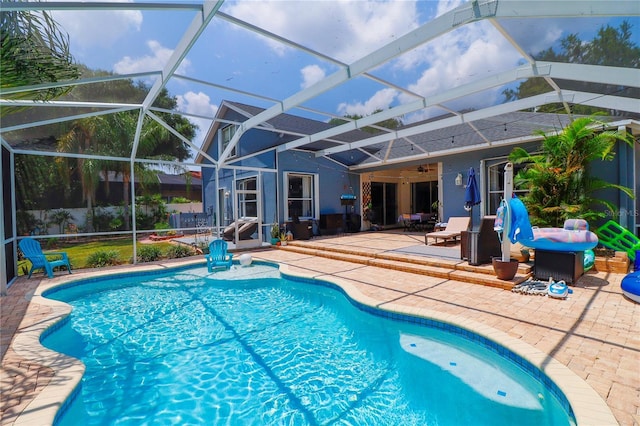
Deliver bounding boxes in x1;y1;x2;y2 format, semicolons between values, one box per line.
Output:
17;238;178;276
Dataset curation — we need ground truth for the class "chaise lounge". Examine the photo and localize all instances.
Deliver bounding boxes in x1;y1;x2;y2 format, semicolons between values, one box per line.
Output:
222;218;258;242
424;217;470;246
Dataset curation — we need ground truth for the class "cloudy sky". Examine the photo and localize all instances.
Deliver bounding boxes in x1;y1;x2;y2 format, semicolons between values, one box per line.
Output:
49;0;634;147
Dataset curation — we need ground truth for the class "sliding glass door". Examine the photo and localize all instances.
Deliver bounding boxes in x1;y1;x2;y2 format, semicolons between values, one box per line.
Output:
411;181;438;214
371;182;397;226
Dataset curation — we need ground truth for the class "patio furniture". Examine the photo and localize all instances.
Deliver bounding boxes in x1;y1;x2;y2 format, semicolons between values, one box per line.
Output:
461;215;501;265
400;213;418;232
424;217;470;245
18;238;72;279
535;249;584;285
206;239;233;272
398;213;436;232
320;214;343;235
222;219;258;242
286;219;313;240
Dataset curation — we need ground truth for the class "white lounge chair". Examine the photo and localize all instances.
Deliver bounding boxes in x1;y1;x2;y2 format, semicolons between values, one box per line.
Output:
425;217;470;245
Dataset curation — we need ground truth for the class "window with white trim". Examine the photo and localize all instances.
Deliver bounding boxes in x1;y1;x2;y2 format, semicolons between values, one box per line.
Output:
486;159;528;215
236;177;257;218
285;173;317;220
221;125;238;158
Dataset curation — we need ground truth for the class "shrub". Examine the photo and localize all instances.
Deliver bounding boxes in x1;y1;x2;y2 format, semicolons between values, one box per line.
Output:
92;208;115;232
87;250;120;268
17;210;38;235
154;222;172;236
166;244;195;259
137;245;163;262
48;209;74;234
171;197;191;204
45;237;59;250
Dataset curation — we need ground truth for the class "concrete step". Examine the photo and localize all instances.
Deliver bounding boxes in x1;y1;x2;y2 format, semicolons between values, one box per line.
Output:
279;241;530;288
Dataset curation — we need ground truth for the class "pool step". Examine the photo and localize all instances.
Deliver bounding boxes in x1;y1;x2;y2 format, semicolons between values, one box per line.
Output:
279;241;530;290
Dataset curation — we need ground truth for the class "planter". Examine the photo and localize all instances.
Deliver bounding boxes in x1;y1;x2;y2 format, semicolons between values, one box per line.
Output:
270;237;280;245
492;257;519;280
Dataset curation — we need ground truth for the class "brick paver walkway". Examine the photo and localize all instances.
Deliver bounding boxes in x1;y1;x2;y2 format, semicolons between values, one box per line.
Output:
2;233;639;425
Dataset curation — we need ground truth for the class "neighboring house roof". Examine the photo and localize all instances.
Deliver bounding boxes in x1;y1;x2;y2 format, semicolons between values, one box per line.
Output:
100;171;202;187
157;173;202;187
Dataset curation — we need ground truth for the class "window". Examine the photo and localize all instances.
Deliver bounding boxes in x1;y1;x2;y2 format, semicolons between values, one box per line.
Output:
486;160;528;215
221;125;237;158
236;177;257;218
285;173;317;220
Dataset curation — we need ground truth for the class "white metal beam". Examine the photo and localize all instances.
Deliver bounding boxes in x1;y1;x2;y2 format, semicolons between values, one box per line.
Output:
132;0;224;160
0;1;204;12
0;71;161;97
1;106;140;132
222;0;637;164
314;63;639;157
219;0;493;164
328;91;638;164
146;110;218;165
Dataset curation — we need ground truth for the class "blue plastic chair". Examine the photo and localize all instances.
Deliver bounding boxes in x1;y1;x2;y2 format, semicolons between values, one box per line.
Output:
206;239;233;272
18;238;72;279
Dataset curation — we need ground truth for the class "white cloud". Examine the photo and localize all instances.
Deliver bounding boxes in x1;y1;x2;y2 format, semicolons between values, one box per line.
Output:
51;2;142;49
177;91;218;118
176;91;218;147
337;88;398;117
224;1;420;63
300;65;326;89
114;40;190;74
393;19;524;122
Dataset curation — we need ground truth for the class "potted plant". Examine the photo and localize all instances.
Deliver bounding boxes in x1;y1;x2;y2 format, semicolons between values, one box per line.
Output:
270;222;280;245
279;231;288;246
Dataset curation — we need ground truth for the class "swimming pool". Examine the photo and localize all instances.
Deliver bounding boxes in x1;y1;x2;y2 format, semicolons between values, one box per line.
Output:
42;262;574;425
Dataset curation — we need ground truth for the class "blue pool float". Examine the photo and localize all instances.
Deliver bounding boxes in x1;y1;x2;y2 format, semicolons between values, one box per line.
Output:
621;252;640;303
507;197;598;252
621;271;640;304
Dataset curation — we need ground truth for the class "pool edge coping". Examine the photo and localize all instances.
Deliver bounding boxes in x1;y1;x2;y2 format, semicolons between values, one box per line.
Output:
12;258;617;426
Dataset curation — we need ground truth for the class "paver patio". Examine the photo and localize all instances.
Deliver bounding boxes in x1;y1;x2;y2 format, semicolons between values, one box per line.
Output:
2;233;639;425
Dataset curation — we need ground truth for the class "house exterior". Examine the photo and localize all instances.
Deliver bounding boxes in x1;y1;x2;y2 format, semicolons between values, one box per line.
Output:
198;100;639;248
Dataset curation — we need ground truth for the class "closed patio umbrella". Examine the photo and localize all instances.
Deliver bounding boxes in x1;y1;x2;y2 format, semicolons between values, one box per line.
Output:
464;167;481;228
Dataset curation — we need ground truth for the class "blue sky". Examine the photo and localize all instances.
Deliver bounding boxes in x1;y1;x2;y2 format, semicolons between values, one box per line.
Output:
48;0;638;148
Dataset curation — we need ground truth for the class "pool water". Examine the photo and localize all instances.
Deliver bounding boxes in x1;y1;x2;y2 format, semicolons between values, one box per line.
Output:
43;264;573;425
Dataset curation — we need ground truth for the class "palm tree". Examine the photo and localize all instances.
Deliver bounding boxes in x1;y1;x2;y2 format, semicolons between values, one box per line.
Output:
99;110;193;230
508;115;634;227
1;3;79;116
57;117;107;232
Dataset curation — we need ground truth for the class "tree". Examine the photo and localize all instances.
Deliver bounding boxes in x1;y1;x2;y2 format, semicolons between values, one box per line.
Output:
56;73;197;231
1;2;79;116
57;117;107;232
503;20;640;116
508;116;634;227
